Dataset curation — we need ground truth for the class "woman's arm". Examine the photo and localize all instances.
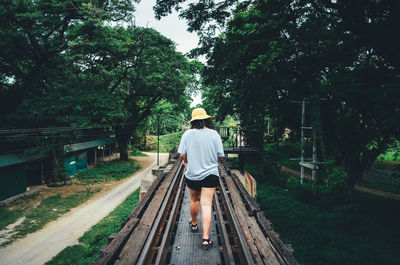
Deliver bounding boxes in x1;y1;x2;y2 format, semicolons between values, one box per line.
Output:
180;153;187;166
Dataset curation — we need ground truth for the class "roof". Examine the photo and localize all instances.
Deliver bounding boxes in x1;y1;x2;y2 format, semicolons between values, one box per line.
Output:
0;138;116;168
64;138;116;153
0;152;45;168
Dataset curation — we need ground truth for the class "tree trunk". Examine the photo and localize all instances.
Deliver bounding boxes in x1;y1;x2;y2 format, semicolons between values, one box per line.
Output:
344;157;365;187
48;145;64;183
117;133;130;161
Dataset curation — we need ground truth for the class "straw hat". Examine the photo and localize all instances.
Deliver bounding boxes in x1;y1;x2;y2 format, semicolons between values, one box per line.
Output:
190;108;212;122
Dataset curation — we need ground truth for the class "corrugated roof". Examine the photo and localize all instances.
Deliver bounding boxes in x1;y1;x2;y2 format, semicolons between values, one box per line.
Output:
64;138;116;153
1;138;116;168
0;153;45;168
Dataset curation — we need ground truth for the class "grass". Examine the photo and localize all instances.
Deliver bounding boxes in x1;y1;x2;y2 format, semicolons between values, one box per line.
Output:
46;189;140;265
233;142;400;264
360;163;400;194
0;193;38;231
257;183;400;265
0;159;141;247
147;131;184;153
76;159;141;184
0;188;99;247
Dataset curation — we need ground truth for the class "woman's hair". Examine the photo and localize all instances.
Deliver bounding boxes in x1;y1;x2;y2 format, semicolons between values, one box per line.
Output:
191;118;212;129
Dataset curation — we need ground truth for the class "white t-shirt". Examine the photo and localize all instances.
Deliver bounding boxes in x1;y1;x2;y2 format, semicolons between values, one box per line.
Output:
178;128;225;181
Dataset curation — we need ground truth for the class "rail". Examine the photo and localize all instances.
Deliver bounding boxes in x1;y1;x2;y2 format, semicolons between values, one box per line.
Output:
93;154;298;265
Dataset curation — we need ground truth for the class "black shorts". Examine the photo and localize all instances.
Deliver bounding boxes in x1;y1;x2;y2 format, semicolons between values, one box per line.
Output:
185;174;220;191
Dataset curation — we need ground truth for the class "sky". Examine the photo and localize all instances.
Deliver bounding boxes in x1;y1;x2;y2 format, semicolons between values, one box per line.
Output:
133;0;203;107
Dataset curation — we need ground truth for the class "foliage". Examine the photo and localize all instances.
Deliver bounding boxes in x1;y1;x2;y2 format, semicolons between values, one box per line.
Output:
360;163;400;194
147;131;184;153
156;0;400;187
129;146;147;157
143;100;190;135
0;0;197;182
377;141;400;162
46;189;140;265
257;182;400;265
76;159;141;184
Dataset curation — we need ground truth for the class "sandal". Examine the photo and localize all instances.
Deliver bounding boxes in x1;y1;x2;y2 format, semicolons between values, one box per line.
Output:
189;220;198;232
201;238;213;250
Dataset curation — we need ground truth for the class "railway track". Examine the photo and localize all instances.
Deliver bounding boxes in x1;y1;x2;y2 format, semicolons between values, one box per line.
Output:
93;154;298;265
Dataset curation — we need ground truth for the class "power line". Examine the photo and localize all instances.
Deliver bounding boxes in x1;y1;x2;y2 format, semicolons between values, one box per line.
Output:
0;120;139;134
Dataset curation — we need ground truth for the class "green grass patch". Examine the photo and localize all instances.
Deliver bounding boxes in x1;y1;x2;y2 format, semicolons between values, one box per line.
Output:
148;131;184;153
129;147;147;157
257;183;400;265
0;188;99;247
0;193;39;231
46;189;140;265
76;159;141;184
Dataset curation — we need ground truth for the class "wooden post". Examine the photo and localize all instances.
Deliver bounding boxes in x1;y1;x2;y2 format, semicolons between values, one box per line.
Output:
41;160;45;184
94;148;97;165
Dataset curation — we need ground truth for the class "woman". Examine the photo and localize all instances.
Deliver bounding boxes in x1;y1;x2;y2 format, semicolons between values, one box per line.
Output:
178;108;225;250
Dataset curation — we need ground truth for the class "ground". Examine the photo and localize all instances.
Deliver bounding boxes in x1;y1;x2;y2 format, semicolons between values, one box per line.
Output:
0;152;169;265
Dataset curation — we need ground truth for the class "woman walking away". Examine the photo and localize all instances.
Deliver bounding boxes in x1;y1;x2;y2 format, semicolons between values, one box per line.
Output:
178;108;225;250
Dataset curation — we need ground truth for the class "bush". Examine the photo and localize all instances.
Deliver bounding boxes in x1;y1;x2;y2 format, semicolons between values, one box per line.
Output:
286;175;315;203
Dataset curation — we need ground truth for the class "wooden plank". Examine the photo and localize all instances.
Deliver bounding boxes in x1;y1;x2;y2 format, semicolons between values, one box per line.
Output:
93;158;182;265
231;172;260;215
114;161;179;265
222;170;282;265
256;212;299;265
299;162;318;170
92;217;140;265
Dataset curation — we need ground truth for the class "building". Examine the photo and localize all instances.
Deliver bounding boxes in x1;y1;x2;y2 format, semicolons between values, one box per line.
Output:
0;138;118;201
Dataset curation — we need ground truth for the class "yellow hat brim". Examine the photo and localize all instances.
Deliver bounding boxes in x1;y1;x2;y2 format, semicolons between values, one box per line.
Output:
189;114;212;123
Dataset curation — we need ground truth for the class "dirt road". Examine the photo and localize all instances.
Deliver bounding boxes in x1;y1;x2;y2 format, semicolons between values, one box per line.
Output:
0;152;169;265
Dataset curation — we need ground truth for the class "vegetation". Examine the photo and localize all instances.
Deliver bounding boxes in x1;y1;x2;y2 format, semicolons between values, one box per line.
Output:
360;163;400;194
227;149;400;264
266;141;400;194
0;189;99;247
377;141;400;162
76;159;141;184
1;0;197;183
146;131;184;153
257;184;400;265
46;189;140;265
129;147;147;157
155;0;400;188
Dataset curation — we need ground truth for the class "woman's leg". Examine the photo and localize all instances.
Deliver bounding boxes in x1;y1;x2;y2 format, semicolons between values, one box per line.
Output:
189;188;201;225
200;187;216;242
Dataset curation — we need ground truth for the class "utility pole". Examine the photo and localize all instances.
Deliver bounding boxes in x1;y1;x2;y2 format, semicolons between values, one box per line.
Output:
300;100;306;184
157;113;160;166
312;127;317;195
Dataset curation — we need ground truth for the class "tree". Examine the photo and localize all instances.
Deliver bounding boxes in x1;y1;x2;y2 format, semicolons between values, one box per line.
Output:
0;0;195;182
156;0;400;187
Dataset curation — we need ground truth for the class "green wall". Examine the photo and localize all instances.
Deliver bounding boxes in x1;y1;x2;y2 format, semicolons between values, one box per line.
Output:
0;164;27;201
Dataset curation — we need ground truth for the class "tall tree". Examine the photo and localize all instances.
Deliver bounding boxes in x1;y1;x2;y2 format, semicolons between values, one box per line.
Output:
156;0;400;186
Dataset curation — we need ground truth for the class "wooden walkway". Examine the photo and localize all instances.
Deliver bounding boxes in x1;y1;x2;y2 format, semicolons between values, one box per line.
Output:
93;155;298;265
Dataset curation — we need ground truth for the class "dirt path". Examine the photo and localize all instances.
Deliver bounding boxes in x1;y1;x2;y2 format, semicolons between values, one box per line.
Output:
0;152;169;265
280;166;400;200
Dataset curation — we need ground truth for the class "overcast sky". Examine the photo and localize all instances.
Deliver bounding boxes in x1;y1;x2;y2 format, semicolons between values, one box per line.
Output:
134;1;199;55
133;0;202;106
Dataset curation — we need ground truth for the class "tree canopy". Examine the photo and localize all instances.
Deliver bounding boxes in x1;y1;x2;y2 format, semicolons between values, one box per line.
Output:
155;0;400;186
1;0;196;182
